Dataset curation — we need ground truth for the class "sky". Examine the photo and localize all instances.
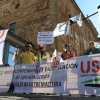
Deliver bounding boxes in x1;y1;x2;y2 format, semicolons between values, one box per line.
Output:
8;45;16;66
75;0;100;37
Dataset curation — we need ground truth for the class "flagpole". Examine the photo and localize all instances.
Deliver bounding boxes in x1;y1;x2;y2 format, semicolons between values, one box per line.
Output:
82;12;98;20
69;5;100;25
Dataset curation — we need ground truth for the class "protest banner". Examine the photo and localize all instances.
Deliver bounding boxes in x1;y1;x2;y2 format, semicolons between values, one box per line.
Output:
0;54;100;95
13;54;100;95
0;29;8;65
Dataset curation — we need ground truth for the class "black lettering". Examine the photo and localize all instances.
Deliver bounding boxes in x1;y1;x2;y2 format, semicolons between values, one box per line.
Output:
24;82;28;87
4;70;13;74
59;64;65;69
14;82;61;87
66;64;68;69
20;82;24;87
41;82;45;87
15;75;20;79
45;67;51;72
74;64;78;68
14;69;34;73
54;82;58;87
47;82;52;87
28;75;35;79
29;82;33;87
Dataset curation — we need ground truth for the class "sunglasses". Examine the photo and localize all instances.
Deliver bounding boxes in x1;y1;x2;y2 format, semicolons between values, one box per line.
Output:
39;46;44;49
26;46;31;48
65;46;71;47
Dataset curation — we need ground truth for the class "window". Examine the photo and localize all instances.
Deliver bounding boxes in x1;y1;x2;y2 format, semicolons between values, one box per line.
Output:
9;22;16;34
8;45;16;66
15;4;20;9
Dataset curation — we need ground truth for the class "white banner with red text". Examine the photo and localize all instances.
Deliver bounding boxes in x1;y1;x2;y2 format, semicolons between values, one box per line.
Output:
0;29;8;64
0;54;100;95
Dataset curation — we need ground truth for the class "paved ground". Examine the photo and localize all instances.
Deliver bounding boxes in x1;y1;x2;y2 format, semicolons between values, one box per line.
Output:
0;93;100;100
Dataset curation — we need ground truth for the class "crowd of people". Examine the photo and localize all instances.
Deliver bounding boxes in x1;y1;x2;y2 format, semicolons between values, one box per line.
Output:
6;41;100;95
14;41;100;65
15;42;50;64
61;41;100;60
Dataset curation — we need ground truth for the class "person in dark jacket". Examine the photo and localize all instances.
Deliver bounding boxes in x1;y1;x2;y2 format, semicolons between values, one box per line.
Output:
84;41;100;55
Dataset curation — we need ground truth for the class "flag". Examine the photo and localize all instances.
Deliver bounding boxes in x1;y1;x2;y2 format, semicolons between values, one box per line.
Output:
51;49;63;69
64;21;70;35
53;21;70;37
70;13;82;26
0;29;8;65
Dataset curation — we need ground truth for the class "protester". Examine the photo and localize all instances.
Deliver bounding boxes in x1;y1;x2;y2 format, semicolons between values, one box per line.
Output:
61;43;75;60
15;42;35;64
35;44;50;63
84;41;100;55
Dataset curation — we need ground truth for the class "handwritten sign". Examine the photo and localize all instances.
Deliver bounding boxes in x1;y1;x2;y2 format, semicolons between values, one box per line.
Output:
37;31;54;44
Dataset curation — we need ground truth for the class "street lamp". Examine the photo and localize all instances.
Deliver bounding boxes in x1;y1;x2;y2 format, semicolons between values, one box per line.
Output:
98;5;100;9
98;5;100;22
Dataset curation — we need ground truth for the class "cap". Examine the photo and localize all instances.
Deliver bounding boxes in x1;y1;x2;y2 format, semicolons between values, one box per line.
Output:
25;44;32;47
39;44;45;49
65;43;71;47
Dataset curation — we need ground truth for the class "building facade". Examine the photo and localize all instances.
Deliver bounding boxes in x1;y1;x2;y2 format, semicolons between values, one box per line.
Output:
0;0;99;65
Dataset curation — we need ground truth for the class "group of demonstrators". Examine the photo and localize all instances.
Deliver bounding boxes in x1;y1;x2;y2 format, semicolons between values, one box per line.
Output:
61;41;100;60
61;43;75;60
83;41;100;55
14;41;100;65
4;41;100;95
15;42;50;64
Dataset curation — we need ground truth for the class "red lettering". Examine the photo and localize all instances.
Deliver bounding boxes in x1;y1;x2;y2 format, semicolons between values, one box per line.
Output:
36;65;39;68
80;62;85;73
80;61;90;73
0;30;5;38
92;60;100;73
35;69;38;74
51;55;56;62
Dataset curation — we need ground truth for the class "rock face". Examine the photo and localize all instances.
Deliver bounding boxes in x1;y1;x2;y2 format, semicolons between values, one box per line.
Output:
0;0;98;56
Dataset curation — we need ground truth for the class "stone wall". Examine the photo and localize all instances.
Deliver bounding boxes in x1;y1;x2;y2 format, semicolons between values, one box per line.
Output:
0;0;98;56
